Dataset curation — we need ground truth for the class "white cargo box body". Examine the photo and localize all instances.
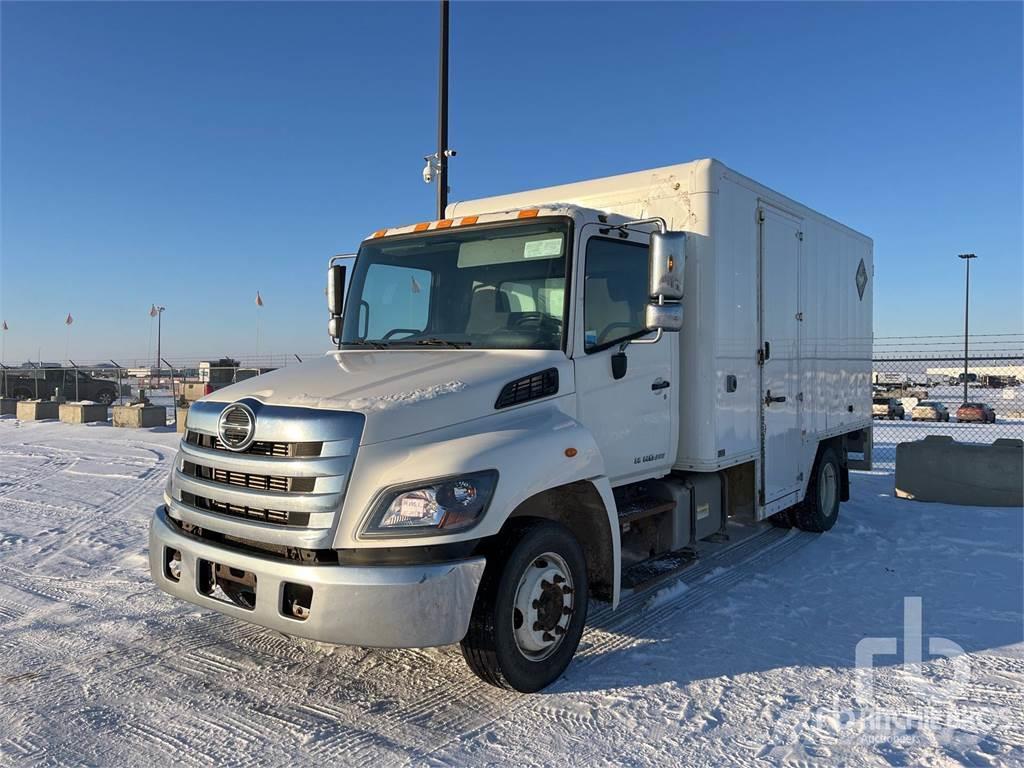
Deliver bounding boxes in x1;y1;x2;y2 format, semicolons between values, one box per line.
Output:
452;159;873;493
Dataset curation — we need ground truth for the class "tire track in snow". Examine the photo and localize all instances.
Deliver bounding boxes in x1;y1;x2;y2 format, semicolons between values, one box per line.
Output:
301;527;808;764
0;446;76;496
406;528;817;765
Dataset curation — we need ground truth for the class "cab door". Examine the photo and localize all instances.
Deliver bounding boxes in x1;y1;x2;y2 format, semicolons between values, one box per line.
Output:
572;225;675;485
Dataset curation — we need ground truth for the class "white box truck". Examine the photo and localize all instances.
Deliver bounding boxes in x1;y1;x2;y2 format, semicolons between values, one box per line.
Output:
150;159;873;691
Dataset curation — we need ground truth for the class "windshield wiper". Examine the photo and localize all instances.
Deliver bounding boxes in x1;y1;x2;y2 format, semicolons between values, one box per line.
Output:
342;339;390;350
412;338;472;349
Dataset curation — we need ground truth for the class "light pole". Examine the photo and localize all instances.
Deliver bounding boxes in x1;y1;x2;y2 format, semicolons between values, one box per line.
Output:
436;0;449;219
957;253;976;404
422;0;454;218
151;304;166;388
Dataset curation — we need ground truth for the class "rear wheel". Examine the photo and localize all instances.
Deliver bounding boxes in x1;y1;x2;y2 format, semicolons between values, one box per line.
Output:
461;520;588;692
792;445;841;533
96;390;115;406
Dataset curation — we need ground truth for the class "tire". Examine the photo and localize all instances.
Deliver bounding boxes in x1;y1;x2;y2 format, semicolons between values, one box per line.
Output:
461;520;589;693
96;390;116;406
12;388;32;401
791;445;841;533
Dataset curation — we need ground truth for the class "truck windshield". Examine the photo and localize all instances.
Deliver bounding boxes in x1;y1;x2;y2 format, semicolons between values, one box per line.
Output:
342;219;571;350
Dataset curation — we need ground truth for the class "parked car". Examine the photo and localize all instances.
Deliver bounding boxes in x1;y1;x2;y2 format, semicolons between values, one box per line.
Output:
1;368;118;404
911;401;949;422
872;396;904;420
955;402;996;423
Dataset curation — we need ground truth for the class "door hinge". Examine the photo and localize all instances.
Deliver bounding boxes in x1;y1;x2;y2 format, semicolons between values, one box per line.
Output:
758;209;765;223
756;348;764;366
758;488;765;506
797;472;804;482
797;231;804;241
795;311;804;321
797;391;804;402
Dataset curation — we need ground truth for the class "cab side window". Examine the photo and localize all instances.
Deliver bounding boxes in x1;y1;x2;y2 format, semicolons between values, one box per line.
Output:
583;238;649;352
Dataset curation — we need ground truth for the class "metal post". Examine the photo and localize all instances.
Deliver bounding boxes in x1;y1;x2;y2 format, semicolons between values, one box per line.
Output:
156;308;162;390
436;0;450;219
162;357;176;428
958;253;976;403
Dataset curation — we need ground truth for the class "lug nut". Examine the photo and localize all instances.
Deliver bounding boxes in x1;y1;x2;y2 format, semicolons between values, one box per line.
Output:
542;632;555;642
562;585;573;595
554;626;565;636
532;599;540;609
563;606;572;615
533;621;544;631
553;575;565;584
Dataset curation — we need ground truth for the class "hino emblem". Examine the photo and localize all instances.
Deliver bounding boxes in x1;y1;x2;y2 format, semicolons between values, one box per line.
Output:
218;402;256;451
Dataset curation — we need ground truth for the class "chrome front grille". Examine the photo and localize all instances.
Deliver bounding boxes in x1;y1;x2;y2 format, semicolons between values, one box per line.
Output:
181;460;315;494
185;431;321;458
168;401;365;549
180;490;305;526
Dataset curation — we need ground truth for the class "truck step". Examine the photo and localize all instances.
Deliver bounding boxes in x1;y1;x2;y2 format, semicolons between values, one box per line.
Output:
621;548;698;590
616;495;676;526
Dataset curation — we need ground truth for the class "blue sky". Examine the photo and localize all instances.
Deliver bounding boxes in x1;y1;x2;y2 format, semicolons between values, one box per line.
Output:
1;1;1021;363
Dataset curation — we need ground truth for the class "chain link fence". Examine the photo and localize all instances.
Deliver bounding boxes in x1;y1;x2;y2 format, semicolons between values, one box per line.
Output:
0;355;319;429
3;341;1022;469
870;347;1024;468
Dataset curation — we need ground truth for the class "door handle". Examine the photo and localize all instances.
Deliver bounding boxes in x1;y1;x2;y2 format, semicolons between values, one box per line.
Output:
651;379;671;391
764;390;786;406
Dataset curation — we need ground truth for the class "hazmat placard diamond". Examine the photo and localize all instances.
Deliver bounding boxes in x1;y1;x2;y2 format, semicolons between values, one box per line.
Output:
856;258;868;300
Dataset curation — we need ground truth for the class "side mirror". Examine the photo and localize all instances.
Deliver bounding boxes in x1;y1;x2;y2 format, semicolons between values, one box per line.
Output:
649;231;686;301
327;264;347;316
645;302;683;332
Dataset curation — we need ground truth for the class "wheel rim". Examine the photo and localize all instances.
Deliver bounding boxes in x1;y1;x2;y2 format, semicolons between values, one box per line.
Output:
512;551;574;661
819;462;837;518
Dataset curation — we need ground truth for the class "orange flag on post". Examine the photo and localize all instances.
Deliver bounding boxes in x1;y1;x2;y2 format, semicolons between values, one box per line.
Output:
65;314;74;326
255;291;264;307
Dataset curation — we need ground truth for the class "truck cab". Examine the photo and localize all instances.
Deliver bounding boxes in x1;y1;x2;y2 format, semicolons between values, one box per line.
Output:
150;160;871;692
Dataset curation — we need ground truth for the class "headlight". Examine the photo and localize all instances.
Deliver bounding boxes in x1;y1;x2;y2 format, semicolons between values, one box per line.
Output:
364;471;498;536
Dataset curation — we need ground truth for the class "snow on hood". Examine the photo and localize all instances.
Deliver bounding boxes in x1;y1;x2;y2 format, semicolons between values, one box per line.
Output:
202;349;572;445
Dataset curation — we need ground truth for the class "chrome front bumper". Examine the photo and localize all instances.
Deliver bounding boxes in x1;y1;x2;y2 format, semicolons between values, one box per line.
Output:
149;507;486;648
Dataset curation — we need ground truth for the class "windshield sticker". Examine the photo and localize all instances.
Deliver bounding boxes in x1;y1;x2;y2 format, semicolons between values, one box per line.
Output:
523;238;563;259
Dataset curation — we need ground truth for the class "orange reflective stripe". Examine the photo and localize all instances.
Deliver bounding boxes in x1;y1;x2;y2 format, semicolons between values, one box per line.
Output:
517;209;539;219
413;222;430;232
459;216;479;226
372;229;387;239
435;219;453;229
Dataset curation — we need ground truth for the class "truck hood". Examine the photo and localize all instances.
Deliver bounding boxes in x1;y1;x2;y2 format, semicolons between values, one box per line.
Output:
202;349;573;445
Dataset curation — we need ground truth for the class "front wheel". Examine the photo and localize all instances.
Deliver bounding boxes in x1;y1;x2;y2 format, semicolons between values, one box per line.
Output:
792;445;841;533
461;520;588;692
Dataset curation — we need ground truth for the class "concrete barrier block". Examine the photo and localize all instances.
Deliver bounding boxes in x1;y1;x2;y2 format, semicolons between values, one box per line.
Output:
0;398;17;416
59;403;110;424
176;407;189;433
16;400;59;421
113;405;167;428
896;436;1023;507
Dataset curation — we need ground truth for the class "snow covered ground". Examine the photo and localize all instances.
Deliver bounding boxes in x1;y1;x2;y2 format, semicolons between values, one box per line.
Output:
0;418;1021;767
